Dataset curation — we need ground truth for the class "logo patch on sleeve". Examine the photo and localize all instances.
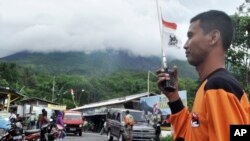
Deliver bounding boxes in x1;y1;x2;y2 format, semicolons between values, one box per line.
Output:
191;112;200;127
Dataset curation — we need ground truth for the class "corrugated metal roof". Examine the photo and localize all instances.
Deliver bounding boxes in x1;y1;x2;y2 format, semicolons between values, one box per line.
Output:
72;92;156;110
0;86;25;102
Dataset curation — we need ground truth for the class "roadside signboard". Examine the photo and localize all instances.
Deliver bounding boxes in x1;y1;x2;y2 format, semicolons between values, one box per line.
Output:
140;90;187;132
140;90;187;116
48;104;67;111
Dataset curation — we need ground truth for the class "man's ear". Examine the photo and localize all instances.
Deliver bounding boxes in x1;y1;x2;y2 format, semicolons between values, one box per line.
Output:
209;30;220;46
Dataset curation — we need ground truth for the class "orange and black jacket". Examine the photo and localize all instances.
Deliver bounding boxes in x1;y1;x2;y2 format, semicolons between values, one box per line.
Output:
169;68;250;141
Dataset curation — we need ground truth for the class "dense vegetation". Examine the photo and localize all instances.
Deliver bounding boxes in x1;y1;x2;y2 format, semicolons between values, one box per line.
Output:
0;53;199;109
227;1;250;94
1;50;198;79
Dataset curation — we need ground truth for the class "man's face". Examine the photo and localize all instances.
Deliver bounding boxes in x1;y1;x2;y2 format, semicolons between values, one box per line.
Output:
184;20;211;66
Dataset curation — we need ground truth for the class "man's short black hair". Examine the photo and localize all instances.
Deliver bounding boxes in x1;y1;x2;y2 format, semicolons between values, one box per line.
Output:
126;110;130;114
190;10;234;50
42;109;47;116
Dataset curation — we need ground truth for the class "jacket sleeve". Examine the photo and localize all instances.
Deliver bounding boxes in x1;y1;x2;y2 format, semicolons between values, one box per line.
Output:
168;98;189;140
204;89;249;141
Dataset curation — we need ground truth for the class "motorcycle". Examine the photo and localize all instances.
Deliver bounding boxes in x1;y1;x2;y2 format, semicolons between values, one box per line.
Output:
23;122;62;141
40;121;61;141
24;129;40;141
0;118;24;141
0;120;61;141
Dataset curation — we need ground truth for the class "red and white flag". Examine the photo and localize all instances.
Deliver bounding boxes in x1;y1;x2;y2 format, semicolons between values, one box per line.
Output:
162;20;177;31
161;19;181;48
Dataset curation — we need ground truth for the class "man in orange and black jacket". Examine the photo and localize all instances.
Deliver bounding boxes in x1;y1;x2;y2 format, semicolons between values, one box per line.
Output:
157;10;250;141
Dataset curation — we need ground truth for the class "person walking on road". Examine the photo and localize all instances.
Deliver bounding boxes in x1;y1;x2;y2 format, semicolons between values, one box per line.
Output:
124;110;134;141
99;118;107;135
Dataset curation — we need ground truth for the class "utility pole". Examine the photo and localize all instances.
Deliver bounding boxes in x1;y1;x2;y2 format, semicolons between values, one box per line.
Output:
147;70;157;96
78;89;85;105
52;76;55;102
147;71;150;94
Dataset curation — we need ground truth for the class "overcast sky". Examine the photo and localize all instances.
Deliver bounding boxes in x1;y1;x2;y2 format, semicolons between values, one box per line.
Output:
0;0;245;59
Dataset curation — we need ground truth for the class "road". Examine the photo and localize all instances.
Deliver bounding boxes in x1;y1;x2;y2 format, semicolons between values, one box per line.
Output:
65;132;113;141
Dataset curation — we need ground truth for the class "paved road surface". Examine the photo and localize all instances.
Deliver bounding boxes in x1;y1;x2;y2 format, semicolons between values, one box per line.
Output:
65;132;111;141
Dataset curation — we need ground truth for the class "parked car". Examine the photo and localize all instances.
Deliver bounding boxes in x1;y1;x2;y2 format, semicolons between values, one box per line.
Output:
63;110;83;136
106;108;156;141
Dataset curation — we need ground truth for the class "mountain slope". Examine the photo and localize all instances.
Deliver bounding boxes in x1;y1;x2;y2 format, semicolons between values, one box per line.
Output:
0;50;198;79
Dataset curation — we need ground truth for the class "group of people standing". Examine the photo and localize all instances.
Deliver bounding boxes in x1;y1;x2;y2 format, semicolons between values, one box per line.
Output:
26;109;66;140
26;108;49;129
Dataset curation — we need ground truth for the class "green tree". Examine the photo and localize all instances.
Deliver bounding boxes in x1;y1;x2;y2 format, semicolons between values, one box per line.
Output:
179;78;199;110
227;1;250;96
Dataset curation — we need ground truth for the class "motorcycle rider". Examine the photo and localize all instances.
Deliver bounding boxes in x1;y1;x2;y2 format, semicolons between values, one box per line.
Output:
56;111;66;140
40;109;49;128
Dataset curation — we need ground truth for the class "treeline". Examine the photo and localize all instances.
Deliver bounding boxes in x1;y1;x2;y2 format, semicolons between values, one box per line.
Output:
0;62;199;109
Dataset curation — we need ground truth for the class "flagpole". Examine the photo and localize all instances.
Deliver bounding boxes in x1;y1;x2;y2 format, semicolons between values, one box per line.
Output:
160;13;168;68
155;0;167;68
155;0;162;36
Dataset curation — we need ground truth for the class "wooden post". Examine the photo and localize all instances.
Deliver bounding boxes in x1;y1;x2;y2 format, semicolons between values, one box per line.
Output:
7;93;11;112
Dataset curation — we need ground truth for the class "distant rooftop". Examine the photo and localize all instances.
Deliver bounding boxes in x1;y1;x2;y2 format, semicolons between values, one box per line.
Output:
72;92;157;110
18;97;58;105
0;86;25;102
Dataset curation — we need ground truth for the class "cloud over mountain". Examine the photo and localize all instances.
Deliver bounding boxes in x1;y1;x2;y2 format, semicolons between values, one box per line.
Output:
0;0;243;60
